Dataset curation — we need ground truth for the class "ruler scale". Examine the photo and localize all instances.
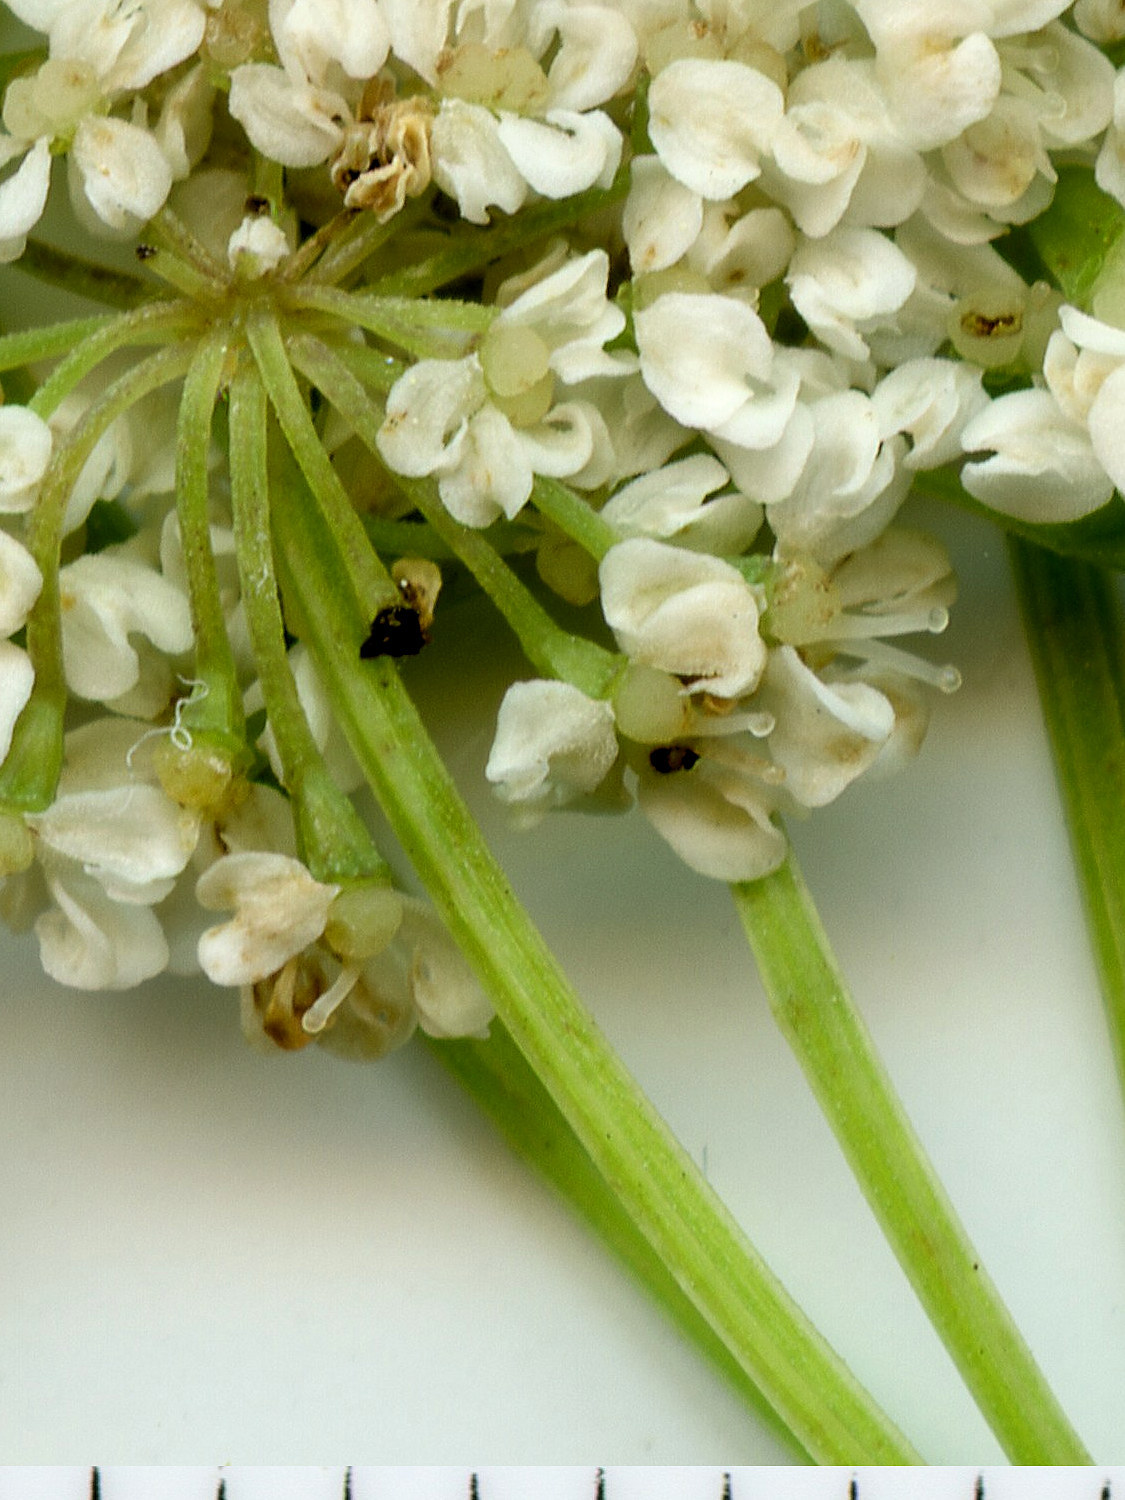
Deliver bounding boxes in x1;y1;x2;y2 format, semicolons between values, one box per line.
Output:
3;1471;1125;1500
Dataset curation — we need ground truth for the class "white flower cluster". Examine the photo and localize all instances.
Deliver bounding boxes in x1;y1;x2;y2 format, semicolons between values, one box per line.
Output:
0;0;1123;1024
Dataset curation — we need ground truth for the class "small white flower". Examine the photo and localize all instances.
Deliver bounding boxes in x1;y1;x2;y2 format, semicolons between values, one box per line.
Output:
58;549;194;703
196;851;341;988
0;405;53;514
35;856;170;990
485;679;618;811
960;388;1113;522
636;754;787;883
599;537;767;699
634;291;775;431
378;249;626;525
760;647;896;808
227;212;291;274
647;58;783;200
787;227;917;363
601;453;763;555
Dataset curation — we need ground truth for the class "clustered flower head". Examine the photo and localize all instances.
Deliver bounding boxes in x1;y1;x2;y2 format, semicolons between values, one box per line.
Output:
0;0;1122;1049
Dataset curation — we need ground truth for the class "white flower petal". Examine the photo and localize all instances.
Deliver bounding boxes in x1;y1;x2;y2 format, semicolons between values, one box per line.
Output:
961;389;1114;522
647;58;783;199
635;292;773;430
600;537;767;698
0;529;42;637
0;136;50;261
637;762;786;883
59;552;193;703
763;646;894;807
279;0;390;81
486;679;617;808
228;64;345;168
496;108;621;198
623;155;703;274
0;640;34;764
541;3;637;112
377;355;485;478
30;784;199;903
438;404;530;525
70;116;173;232
196;851;339;987
395;900;493;1040
0;404;53;514
431;99;527;224
36;863;169;991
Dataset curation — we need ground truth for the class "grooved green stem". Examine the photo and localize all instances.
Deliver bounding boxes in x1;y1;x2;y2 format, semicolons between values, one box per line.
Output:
428;1022;811;1462
289;284;493;358
270;461;922;1465
733;856;1090;1464
173;332;244;746
227;359;385;883
1008;538;1125;1098
245;307;398;618
532;475;620;560
0;315;114;372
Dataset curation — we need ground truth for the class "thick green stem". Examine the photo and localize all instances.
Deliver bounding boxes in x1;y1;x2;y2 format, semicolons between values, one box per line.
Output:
245;306;398;618
174;332;245;748
270;461;921;1465
284;333;621;697
532;475;619;560
227;359;386;884
1008;538;1125;1097
428;1022;811;1462
0;341;196;810
732;856;1090;1464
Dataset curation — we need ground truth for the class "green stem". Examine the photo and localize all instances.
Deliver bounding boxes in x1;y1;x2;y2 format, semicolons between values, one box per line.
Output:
174;331;245;748
732;856;1090;1464
16;238;153;310
0;341;196;810
245;306;398;618
0;314;115;373
28;300;201;420
428;1022;811;1462
270;460;922;1465
284;333;621;697
303;199;427;287
148;205;227;284
227;358;385;884
532;474;619;560
368;170;630;298
1007;538;1125;1096
287;283;493;359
